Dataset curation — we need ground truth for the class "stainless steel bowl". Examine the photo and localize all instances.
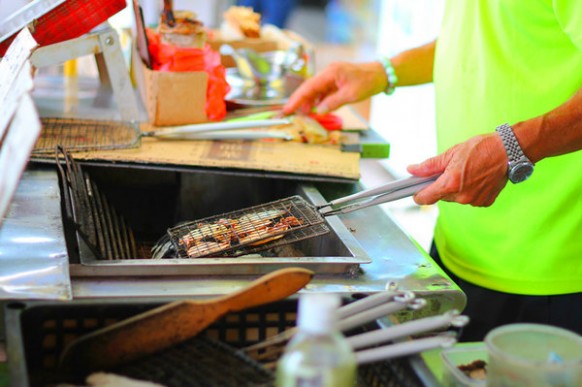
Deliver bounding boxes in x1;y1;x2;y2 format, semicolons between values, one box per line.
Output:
220;44;303;85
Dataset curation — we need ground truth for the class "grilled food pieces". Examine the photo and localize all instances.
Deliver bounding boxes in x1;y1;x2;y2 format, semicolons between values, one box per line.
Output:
178;210;304;257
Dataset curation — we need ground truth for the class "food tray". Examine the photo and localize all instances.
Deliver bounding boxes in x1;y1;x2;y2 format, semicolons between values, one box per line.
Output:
5;299;428;387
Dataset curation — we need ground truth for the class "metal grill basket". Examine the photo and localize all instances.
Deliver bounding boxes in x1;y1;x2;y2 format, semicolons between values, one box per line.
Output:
167;195;329;258
33;117;141;155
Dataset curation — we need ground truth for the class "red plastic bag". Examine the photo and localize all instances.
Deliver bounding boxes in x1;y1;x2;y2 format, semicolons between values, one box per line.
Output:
0;0;126;56
146;29;230;121
309;112;343;131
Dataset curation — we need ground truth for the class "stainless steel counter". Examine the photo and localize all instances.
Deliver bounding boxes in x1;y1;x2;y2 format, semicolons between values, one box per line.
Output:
0;169;71;300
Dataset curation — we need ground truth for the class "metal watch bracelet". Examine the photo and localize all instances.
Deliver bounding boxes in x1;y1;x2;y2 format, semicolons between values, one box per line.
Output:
496;123;526;163
496;123;534;183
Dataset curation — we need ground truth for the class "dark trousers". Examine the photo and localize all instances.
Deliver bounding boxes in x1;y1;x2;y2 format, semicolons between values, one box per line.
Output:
430;242;582;342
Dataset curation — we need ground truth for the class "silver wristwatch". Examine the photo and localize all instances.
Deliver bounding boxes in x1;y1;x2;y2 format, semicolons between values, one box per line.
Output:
495;123;534;183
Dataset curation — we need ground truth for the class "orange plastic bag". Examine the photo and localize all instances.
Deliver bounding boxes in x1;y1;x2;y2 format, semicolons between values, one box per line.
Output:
146;29;230;121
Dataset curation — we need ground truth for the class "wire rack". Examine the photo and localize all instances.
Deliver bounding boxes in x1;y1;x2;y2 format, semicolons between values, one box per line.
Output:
33;117;141;155
167;195;328;258
115;336;274;387
55;147;139;260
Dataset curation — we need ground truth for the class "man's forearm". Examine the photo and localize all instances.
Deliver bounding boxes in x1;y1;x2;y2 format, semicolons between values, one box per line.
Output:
513;87;582;163
390;40;436;87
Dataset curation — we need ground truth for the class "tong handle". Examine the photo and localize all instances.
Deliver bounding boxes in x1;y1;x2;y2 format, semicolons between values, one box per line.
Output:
319;175;439;216
346;310;468;350
355;334;457;365
146;119;289;138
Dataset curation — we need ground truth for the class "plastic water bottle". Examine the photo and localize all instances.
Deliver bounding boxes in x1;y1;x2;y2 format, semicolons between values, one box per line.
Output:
276;293;357;387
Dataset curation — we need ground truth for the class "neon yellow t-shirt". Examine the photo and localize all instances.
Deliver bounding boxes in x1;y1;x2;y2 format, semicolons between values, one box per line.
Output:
433;0;582;295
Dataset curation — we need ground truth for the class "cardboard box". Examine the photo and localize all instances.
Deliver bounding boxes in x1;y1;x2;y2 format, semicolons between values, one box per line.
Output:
131;44;209;126
131;26;313;127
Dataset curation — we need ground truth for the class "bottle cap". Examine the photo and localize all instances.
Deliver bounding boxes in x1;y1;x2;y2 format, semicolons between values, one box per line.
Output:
297;293;340;334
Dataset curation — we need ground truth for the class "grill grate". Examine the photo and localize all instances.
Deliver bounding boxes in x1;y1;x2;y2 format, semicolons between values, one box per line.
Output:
167;196;328;258
33;117;141;155
115;336;274;387
56;147;138;260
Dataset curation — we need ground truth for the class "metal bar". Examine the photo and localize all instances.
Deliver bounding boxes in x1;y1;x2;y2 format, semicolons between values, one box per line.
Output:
323;176;438;208
318;176;439;216
30;26;140;122
30;34;103;68
347;311;468;350
355;335;457;365
337;298;419;332
337;291;404;319
88;179;109;259
97;28;140;121
146;119;291;138
155;130;292;141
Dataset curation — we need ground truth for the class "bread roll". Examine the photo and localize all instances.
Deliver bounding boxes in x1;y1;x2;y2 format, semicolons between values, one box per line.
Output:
222;6;261;39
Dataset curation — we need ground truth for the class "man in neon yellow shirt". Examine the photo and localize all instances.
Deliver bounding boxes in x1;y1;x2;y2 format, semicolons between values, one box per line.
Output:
284;0;582;341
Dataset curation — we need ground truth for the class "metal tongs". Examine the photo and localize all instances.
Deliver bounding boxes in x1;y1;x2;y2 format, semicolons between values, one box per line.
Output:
243;290;469;368
141;118;291;141
317;175;440;216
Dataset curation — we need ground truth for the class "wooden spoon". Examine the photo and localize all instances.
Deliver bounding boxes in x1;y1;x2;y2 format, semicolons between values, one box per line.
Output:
59;267;314;374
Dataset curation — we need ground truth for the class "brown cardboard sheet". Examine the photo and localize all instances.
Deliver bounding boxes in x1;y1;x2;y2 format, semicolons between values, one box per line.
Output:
71;136;360;180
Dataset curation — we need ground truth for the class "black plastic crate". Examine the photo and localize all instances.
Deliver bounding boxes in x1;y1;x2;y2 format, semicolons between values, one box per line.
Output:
4;299;429;387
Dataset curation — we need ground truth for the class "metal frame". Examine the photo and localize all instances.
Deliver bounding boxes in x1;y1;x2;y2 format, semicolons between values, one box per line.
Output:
30;24;139;121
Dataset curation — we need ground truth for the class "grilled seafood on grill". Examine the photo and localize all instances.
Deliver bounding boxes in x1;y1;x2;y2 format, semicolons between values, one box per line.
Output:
177;210;304;258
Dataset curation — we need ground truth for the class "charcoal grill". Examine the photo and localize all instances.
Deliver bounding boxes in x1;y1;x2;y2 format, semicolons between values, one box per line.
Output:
51;149;371;276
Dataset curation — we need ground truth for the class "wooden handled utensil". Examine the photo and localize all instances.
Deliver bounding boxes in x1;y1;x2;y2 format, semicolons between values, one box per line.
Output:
59;267;314;375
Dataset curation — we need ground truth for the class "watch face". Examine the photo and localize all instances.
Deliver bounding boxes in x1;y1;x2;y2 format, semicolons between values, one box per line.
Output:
509;162;534;183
